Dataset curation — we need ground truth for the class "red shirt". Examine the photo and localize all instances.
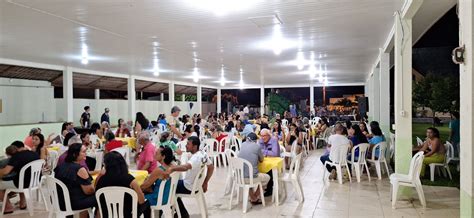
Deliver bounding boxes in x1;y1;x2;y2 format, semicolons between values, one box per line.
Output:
105;140;123;152
216;133;228;152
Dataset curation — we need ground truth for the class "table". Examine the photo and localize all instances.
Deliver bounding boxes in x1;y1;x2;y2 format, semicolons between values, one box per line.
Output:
116;137;137;149
92;170;148;186
258;157;284;205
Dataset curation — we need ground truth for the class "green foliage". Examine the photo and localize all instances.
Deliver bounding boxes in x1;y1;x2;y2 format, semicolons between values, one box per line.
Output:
175;95;197;101
268;93;290;116
413;73;459;115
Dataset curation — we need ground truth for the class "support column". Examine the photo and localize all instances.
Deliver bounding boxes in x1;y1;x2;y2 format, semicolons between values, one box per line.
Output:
394;12;414;174
260;86;265;115
373;67;380;122
379;51;391;135
127;76;136;122
217;88;221;113
94;89;100;100
197;85;202;115
459;0;474;216
182;94;186;102
310;83;314;115
169;82;175;107
160;93;164;101
368;74;375;121
63;66;73;122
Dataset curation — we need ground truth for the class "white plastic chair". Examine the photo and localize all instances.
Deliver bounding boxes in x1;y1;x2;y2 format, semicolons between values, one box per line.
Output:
429;143;452;182
348;143;371;183
389;132;396;161
176;165;208;218
315;128;329;148
224;149;237;195
416;137;424;147
94;150;104;171
280;140;297;170
157;123;166;132
47;150;59;172
366;142;390;180
230;137;242;153
281;119;289;127
204;138;221;168
111;147;131;166
218;136;231;167
1;159;45;216
322;144;351;184
150;172;181;218
45;176;93;218
228;157;265;213
301;132;309;157
279;153;304;203
96;187;138;218
390;151;426;209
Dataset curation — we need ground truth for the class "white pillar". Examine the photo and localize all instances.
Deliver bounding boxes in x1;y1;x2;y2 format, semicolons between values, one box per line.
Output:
368;74;375;121
394;12;413;174
160;93;164;101
94;89;100;100
217;88;221;113
260;86;265;115
197;85;202;115
459;0;474;216
127;76;136;122
310;83;314;115
181;94;185;102
169;82;175;107
372;67;380;121
63;66;73;122
379;51;390;135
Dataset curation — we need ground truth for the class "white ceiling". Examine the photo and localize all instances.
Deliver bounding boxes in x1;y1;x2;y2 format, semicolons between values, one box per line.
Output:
0;0;450;88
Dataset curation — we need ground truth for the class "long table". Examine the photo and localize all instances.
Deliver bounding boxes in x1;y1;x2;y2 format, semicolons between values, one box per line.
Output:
258;157;284;205
92;170;148;186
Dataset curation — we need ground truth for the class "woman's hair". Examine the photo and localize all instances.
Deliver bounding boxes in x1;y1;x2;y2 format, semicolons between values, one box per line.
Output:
90;122;101;134
105;130;115;142
225;121;234;132
103;151;128;176
273;121;282;134
371;125;383;136
160;132;170;143
61;122;68;132
427;127;440;138
159;146;176;165
33;133;45;155
63;132;76;146
359;122;368;132
135;112;149;129
369;121;380;131
351;124;368;144
65;143;83;163
118;118;124;127
80;132;89;142
184;124;193;133
193;125;200;137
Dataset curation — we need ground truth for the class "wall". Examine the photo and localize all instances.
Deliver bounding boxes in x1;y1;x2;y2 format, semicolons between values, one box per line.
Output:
0;122;62;155
0;78;56;125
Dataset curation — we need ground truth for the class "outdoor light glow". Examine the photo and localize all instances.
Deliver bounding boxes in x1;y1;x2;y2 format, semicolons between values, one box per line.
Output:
318;64;323;82
309;64;316;79
296;51;305;70
153;59;159;76
257;24;297;55
324;77;329;86
81;58;89;65
193;67;199;82
186;0;261;16
81;43;89;65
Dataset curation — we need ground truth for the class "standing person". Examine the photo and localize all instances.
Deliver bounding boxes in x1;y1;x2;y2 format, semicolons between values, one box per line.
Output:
238;133;270;204
0;141;40;214
448;111;460;157
165;136;214;218
166;106;183;143
80;106;91;128
320;125;350;180
137;132;157;173
101;108;110;125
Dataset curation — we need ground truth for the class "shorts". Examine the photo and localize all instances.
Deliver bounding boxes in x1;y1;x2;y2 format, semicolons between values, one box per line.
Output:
0;180;16;190
245;173;271;187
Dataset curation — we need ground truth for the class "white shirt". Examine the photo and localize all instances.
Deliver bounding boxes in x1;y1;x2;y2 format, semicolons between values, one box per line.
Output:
183;150;212;190
327;134;350;163
243;106;249;114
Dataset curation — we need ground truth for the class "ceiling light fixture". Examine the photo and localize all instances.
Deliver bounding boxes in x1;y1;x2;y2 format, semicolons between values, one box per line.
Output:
81;43;89;65
220;65;226;86
318;64;323;82
186;0;261;16
324;76;329;87
193;67;199;82
296;51;305;70
239;66;244;89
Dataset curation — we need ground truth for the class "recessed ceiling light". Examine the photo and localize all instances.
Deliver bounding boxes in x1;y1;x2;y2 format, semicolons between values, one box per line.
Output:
186;0;262;16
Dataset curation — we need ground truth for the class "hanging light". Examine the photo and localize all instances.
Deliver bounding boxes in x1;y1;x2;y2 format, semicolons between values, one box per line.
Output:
296;51;305;70
193;67;199;82
239;66;244;89
220;65;226;86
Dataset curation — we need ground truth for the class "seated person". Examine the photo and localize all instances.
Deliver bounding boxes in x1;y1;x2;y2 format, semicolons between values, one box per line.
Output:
104;131;124;152
367;125;385;158
141;146;175;206
137;132;157;173
413;127;446;177
320;125;350;180
54;143;96;217
23;128;41;149
96;152;150;218
165;136;214;218
259;129;280;157
115;119;131;138
159;132;182;155
0;141;39;214
238;133;270;204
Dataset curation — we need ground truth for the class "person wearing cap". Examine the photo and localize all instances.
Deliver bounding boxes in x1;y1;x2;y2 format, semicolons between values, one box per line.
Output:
80;106;91;128
237;132;270;204
101;108;110;125
166;106;183;143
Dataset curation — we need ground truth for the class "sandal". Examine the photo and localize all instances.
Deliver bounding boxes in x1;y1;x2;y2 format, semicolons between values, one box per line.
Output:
3;210;13;215
19;205;27;210
250;200;262;205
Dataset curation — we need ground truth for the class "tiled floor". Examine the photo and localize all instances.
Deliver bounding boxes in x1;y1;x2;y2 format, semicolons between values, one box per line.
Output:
5;149;460;217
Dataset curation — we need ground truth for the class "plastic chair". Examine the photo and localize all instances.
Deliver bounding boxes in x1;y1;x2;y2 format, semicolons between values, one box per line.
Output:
1;159;45;216
94;150;104;171
322;144;351;184
389;132;396;161
111;147;130;166
429;143;452;182
279;153;304;203
150;172;181;218
96;187;138;218
204;138;221;168
366;142;390;180
47;150;59;171
315;128;329;149
280;141;297;170
281;119;289;127
301;132;309;157
218;136;231;167
416;137;424;147
228;157;265;213
45;176;93;218
176;165;208;218
390;151;426;209
348;143;371;183
224;149;237;195
230;137;242;153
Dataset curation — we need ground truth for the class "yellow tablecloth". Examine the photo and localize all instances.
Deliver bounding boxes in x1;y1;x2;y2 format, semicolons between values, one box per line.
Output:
47;146;60;152
258;157;284;173
115;137;137;149
92;170;148;186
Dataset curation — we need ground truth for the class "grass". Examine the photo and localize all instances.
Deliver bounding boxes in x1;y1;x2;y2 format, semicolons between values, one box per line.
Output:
411;123;458;188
